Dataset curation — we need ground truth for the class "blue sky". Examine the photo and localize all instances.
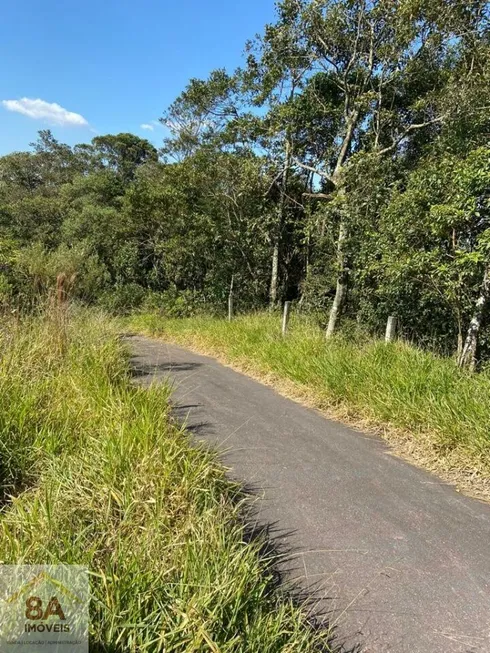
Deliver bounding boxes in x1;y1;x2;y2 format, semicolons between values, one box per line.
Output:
0;0;276;155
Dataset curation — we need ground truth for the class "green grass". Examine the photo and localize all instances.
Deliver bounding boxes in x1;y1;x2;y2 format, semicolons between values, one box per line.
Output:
0;309;331;652
131;312;490;498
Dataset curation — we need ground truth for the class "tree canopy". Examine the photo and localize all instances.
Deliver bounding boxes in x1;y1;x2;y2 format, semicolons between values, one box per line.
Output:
1;0;490;367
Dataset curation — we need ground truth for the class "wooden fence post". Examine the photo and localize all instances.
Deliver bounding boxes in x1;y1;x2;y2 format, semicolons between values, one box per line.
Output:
385;316;397;343
282;301;291;337
228;294;234;322
228;276;234;322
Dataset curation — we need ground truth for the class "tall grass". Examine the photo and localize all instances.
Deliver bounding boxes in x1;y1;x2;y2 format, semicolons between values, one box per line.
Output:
0;310;124;501
0;309;331;652
131;312;490;498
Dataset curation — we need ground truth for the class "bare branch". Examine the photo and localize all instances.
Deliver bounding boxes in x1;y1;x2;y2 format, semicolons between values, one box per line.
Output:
376;115;448;156
264;169;285;196
303;192;333;200
293;158;334;183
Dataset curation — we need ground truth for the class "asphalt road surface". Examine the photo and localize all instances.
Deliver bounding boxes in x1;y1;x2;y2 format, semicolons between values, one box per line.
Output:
128;335;490;653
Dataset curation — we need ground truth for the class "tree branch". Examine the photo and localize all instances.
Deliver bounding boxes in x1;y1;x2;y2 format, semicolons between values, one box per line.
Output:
303;192;333;200
376;114;448;156
293;158;333;183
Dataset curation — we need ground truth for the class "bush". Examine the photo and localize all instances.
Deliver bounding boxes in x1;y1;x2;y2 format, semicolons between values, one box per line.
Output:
98;282;147;313
141;287;209;318
9;242;109;307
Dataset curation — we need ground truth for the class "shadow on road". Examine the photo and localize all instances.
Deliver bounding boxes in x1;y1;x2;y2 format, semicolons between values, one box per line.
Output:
130;359;203;377
129;353;363;653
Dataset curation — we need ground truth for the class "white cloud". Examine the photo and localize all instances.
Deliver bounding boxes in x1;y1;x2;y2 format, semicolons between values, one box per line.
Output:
140;120;163;131
2;97;88;127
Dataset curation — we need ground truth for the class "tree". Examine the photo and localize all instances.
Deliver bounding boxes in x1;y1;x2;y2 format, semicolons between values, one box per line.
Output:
264;0;489;334
161;70;241;160
244;10;310;307
90;133;158;184
1;0;490;366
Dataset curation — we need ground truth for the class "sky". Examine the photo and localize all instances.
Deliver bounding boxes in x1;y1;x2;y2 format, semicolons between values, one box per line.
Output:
0;0;277;155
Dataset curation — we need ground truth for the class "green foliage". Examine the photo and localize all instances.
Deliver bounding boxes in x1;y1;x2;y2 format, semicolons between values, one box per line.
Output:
90;132;158;183
98;283;147;314
364;147;490;351
10;243;109;305
141;288;208;318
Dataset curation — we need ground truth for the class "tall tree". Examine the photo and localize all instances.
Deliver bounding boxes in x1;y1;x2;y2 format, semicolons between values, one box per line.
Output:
245;8;310;307
161;70;242;160
267;0;489;334
90;133;158;184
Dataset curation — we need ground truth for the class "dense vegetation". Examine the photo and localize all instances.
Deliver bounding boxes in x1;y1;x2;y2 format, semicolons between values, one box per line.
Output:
1;0;489;372
0;309;331;651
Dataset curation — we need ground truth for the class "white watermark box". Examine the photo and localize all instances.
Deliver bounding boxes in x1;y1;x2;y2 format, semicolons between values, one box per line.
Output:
0;565;89;652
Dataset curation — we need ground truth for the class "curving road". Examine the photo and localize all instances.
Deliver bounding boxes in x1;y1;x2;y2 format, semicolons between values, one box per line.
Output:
129;335;490;653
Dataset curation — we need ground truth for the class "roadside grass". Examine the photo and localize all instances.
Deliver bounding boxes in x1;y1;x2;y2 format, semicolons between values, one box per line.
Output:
130;312;490;500
0;309;332;652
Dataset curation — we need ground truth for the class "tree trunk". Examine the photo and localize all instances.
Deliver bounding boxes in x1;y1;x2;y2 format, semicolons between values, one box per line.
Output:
456;310;463;360
269;138;292;309
458;265;490;371
325;111;358;337
326;219;348;338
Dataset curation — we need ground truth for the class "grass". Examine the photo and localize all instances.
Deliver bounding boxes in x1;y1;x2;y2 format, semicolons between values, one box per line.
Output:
0;308;332;652
130;311;490;501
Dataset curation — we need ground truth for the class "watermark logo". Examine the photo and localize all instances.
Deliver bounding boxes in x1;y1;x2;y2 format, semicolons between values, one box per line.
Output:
0;565;89;652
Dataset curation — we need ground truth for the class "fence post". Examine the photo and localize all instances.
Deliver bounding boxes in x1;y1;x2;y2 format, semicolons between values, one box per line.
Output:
228;293;234;322
282;301;291;337
385;316;397;343
228;276;234;322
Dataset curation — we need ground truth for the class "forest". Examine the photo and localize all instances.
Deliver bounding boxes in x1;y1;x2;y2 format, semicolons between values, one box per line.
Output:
1;0;490;368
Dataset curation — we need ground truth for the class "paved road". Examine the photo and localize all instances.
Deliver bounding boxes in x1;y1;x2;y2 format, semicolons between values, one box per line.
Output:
128;335;490;653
